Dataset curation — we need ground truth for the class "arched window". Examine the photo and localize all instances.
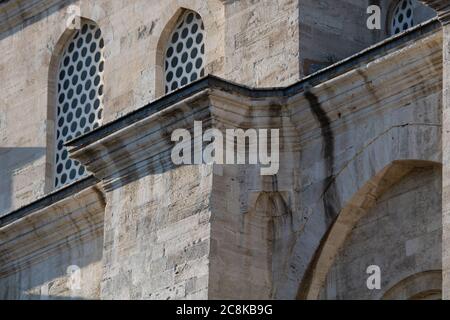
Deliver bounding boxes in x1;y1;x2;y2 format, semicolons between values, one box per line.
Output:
390;0;414;36
389;0;437;36
54;22;105;188
164;10;205;94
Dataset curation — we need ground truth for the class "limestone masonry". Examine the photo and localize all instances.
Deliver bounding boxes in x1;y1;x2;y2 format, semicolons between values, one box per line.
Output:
0;0;449;299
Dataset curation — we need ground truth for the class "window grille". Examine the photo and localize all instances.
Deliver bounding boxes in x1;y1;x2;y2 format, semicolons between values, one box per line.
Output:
54;22;105;188
164;11;205;94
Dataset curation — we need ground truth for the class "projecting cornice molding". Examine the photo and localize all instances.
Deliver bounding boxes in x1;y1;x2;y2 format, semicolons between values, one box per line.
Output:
0;180;105;277
67;22;441;192
419;0;450;24
67;86;295;191
67;18;439;151
0;18;439;230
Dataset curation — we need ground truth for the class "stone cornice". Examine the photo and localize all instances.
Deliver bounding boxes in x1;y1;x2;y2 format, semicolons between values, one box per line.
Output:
0;175;99;228
420;0;450;24
68;87;296;191
0;178;105;277
420;0;450;11
67;18;440;152
288;29;442;142
66;21;441;193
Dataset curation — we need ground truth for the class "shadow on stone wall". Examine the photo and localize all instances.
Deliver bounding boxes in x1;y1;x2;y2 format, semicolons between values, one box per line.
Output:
0;147;45;216
0;0;77;41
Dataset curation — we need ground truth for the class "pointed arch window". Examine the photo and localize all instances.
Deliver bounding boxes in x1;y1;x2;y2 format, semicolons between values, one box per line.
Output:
164;10;205;94
390;0;415;35
54;22;105;188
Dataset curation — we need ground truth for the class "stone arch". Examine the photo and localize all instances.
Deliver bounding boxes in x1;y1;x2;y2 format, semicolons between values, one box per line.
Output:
301;160;441;299
46;17;106;191
153;0;225;98
274;120;441;299
231;191;296;299
46;27;75;192
46;17;93;192
382;270;442;299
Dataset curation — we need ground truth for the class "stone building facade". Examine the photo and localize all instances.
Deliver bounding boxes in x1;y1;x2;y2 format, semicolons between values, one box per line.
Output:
0;0;448;299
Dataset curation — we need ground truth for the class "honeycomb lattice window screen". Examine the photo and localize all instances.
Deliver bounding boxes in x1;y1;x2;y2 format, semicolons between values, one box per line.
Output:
54;22;105;188
164;11;205;94
390;0;414;36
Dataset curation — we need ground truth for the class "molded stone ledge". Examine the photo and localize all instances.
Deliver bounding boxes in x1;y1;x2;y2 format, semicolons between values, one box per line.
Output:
288;28;442;138
66;22;441;193
68;90;214;190
0;178;105;277
419;0;450;23
67;84;297;191
67;18;440;153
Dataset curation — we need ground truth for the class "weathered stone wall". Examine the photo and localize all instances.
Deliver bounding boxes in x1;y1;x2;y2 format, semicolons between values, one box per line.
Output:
222;0;300;86
0;0;445;301
278;28;443;299
100;165;213;300
0;236;103;300
69;23;443;299
442;20;450;301
0;0;225;216
319;166;442;299
299;0;436;75
300;0;379;74
0;0;437;217
0;184;105;300
208;176;301;299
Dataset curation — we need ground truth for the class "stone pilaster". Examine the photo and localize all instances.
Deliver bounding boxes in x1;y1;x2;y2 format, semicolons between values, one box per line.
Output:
420;0;450;299
442;22;450;299
67;78;298;299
